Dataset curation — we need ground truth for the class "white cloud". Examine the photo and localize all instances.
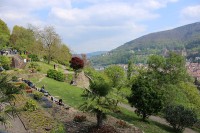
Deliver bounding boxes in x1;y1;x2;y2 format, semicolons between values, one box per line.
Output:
180;5;200;25
0;0;179;53
181;5;200;21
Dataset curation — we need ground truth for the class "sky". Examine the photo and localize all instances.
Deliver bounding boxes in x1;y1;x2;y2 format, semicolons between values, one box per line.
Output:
0;0;200;53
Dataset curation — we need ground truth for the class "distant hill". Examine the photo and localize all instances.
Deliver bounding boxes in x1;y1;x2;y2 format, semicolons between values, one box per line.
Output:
86;51;107;58
90;22;200;66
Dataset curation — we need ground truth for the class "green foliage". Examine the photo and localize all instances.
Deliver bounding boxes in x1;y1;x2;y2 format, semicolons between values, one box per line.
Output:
0;75;22;125
10;25;35;52
20;54;27;59
19;83;26;90
164;105;198;132
0;56;11;70
84;67;109;82
66;73;73;83
104;65;125;88
50;123;65;133
28;54;39;61
128;73;164;120
178;82;200;116
28;62;40;73
23;99;38;112
127;60;133;80
53;44;71;66
0;19;10;48
12;76;18;82
33;91;43;100
80;78;116;127
47;69;66;82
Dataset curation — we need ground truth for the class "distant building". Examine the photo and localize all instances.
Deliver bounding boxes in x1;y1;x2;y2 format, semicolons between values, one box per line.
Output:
186;62;200;80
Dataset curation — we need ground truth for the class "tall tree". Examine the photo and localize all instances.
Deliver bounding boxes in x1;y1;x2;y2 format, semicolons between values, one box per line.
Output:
128;72;164;121
10;25;35;52
127;60;133;80
53;44;71;66
0;19;10;49
35;26;61;64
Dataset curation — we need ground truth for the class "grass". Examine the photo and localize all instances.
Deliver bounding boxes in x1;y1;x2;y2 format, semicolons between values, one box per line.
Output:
31;77;84;108
25;61;64;74
29;76;178;133
111;108;176;133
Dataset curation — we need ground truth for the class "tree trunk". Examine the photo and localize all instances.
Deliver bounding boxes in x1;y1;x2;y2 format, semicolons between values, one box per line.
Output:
142;113;147;121
47;46;51;64
96;111;103;128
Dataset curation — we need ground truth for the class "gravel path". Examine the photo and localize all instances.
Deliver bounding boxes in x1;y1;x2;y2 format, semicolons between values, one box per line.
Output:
119;103;197;133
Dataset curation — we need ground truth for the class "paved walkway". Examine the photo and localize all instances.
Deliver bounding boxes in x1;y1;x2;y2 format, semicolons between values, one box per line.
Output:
119;103;197;133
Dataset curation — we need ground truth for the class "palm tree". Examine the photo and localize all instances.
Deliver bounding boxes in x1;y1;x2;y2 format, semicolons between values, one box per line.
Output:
0;75;22;125
79;78;116;127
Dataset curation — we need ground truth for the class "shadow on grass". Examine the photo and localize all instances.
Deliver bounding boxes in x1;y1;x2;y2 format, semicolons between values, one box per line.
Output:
110;108;176;133
151;121;176;133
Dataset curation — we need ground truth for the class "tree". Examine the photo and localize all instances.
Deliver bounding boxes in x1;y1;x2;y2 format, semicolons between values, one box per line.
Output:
10;25;35;52
0;75;22;125
35;26;61;64
69;57;84;77
104;65;125;88
128;73;164;121
104;65;126;107
0;19;10;49
79;77;116;127
53;44;71;66
164;105;197;132
127;60;133;80
0;56;11;70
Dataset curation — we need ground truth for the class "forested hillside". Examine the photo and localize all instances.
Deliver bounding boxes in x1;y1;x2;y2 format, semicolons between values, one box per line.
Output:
90;22;200;66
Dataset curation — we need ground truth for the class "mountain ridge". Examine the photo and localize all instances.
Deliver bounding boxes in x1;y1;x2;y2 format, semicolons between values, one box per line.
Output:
90;22;200;66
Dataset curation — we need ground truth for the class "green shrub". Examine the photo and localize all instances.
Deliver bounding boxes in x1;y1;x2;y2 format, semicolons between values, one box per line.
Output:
47;69;65;82
28;54;39;61
50;123;65;133
47;69;57;79
164;105;198;132
20;54;27;59
33;91;43;100
12;76;18;82
56;71;65;82
2;64;10;70
19;83;26;89
23;99;38;112
66;73;73;83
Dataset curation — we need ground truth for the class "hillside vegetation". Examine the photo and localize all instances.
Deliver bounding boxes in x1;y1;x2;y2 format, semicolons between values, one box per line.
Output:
90;22;200;66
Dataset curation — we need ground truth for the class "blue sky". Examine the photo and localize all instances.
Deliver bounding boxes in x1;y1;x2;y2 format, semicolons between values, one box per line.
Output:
0;0;200;53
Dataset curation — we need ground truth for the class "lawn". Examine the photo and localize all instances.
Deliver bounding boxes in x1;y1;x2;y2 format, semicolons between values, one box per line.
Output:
25;61;64;74
31;77;84;108
111;108;176;133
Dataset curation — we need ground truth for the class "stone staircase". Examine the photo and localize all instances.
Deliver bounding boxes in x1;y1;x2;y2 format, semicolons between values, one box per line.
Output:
11;55;26;69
